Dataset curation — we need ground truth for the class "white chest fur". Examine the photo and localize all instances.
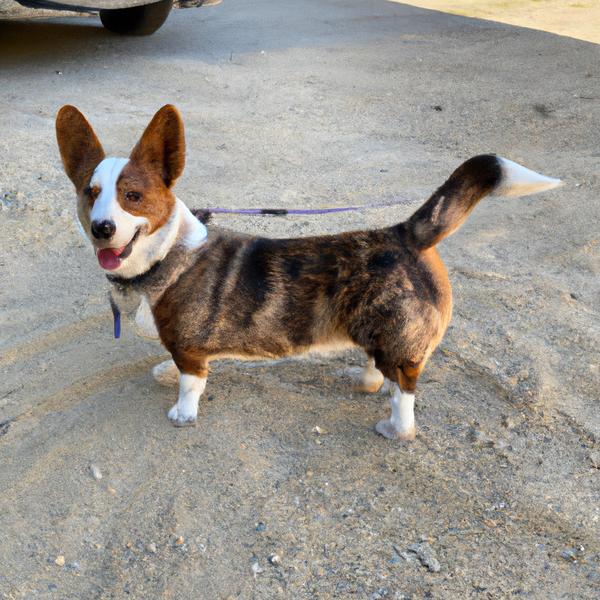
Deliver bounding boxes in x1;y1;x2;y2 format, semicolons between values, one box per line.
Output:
135;296;160;340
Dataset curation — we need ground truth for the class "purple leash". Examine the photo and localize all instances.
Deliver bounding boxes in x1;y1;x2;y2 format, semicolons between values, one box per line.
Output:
202;197;415;217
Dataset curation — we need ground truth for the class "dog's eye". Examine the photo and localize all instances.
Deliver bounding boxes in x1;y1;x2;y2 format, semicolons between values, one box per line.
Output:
84;186;100;200
126;191;142;202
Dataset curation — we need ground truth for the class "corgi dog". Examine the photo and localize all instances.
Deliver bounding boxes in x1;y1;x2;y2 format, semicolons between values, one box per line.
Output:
55;105;561;440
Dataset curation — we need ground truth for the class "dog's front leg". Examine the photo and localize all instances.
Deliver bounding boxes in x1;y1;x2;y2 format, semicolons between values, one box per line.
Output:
168;370;207;427
375;382;416;440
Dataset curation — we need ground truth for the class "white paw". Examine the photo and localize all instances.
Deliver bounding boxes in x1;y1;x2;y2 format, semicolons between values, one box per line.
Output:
168;403;197;427
152;360;179;386
375;419;416;441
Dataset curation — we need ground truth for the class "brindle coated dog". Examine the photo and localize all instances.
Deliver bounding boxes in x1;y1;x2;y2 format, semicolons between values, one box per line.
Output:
56;105;561;439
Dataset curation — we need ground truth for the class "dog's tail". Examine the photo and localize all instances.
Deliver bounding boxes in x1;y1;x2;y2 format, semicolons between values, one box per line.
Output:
405;155;561;250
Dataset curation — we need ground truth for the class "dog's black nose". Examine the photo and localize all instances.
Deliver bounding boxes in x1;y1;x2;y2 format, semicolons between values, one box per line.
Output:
91;219;116;240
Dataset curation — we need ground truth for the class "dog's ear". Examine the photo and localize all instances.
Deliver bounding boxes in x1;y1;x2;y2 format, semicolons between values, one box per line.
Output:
56;105;105;191
129;105;185;188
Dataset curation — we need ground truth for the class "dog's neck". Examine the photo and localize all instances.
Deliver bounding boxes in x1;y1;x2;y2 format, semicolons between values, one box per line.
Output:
106;199;207;303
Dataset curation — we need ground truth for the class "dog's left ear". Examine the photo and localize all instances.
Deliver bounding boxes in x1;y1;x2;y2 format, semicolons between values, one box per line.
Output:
130;105;185;188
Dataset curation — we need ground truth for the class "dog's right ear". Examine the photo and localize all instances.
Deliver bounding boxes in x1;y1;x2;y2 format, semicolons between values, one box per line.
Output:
56;105;105;191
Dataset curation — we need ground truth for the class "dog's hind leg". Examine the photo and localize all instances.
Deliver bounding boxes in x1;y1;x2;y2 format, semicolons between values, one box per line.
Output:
152;359;179;386
346;358;385;393
357;357;385;393
375;363;421;440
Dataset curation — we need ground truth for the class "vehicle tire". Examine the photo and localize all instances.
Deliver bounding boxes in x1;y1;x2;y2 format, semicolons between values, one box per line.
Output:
100;0;173;35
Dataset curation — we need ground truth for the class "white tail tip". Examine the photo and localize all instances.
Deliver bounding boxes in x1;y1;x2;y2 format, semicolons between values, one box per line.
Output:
495;156;562;198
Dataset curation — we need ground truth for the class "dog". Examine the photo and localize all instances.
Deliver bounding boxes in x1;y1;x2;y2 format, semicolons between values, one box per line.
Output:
55;104;560;440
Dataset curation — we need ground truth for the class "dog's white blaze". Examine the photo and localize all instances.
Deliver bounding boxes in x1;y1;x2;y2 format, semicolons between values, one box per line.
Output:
495;157;562;198
168;373;206;425
89;157;148;250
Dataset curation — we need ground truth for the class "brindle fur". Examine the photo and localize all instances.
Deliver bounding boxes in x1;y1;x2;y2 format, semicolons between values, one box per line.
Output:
111;156;501;394
152;222;451;385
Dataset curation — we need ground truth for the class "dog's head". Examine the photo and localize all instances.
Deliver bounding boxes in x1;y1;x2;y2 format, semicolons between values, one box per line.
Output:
56;105;185;275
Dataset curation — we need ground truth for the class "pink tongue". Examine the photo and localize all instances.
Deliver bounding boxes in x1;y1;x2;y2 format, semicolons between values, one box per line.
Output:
97;248;123;270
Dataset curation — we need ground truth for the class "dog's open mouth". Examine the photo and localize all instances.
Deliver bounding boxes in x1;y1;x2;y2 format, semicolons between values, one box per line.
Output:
96;229;140;271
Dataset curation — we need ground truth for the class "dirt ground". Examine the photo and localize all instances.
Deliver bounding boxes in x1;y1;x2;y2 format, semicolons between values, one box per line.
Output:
398;0;600;45
0;1;599;598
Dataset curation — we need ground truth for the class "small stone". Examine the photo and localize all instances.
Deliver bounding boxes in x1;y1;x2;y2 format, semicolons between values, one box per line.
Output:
255;522;266;532
494;439;510;450
560;547;583;562
589;451;600;469
406;542;441;572
468;428;487;444
312;425;328;435
65;562;80;572
126;541;133;549
268;553;281;566
501;415;515;429
54;555;65;567
370;588;389;599
146;543;157;554
251;561;263;578
107;486;117;496
89;464;102;480
175;536;184;546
